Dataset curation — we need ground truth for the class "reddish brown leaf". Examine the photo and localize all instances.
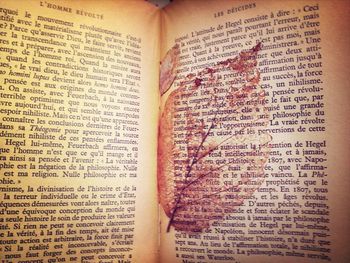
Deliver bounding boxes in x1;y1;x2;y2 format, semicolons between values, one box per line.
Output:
159;44;180;95
158;43;271;232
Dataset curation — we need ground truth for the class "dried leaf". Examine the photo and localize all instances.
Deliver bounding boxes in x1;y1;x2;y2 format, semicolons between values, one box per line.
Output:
158;43;271;232
159;44;180;95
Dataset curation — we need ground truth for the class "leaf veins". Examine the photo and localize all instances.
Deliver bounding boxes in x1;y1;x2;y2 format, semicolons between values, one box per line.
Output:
158;43;271;232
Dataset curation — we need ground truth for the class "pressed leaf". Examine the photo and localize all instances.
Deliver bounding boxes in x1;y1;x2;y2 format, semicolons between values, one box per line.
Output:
159;44;180;96
158;43;271;232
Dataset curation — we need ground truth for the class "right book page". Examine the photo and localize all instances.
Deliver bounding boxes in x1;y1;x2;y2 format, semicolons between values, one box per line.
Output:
157;1;350;262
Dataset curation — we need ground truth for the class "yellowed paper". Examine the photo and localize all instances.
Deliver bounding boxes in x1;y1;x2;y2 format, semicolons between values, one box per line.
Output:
159;1;350;262
0;0;160;262
1;0;349;262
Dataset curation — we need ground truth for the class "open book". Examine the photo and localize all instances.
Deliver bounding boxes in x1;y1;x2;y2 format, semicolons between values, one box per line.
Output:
0;0;349;262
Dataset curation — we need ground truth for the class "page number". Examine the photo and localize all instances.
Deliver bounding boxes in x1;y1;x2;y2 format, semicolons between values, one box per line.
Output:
214;11;224;18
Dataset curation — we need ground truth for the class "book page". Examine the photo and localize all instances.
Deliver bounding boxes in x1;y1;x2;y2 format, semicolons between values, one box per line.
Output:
158;0;350;262
0;0;159;262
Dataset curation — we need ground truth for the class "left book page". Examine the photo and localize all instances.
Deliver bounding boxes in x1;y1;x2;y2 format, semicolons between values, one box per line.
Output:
0;1;160;262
